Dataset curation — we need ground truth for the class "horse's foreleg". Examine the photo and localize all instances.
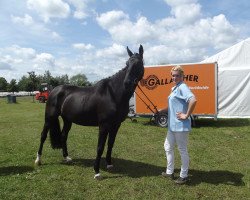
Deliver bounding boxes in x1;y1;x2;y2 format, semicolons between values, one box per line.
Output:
106;124;120;168
94;127;108;179
35;123;49;165
61;119;72;163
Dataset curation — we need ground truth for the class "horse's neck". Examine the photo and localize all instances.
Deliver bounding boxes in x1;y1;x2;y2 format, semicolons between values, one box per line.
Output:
110;68;134;103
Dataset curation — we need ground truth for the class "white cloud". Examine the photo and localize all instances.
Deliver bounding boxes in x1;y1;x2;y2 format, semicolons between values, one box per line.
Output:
96;11;156;44
0;55;23;64
0;0;244;83
60;43;130;81
33;53;55;70
27;0;70;22
11;14;62;41
173;3;201;24
0;62;13;70
66;0;93;19
11;14;34;26
144;45;206;64
209;14;238;49
97;10;129;29
73;43;94;50
96;1;239;65
73;10;88;19
164;0;198;6
96;43;126;58
0;46;36;74
164;0;201;25
6;45;36;59
0;45;57;81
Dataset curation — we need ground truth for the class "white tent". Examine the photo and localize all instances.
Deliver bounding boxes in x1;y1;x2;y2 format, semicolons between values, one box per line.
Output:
201;38;250;118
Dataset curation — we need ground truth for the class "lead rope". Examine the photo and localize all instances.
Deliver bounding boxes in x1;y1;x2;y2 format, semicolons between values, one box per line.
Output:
135;84;159;114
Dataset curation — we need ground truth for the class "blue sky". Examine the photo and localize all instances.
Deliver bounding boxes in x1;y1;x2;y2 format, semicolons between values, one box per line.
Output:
0;0;249;82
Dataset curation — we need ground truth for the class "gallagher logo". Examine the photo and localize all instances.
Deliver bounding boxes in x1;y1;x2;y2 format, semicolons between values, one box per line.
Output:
140;74;173;90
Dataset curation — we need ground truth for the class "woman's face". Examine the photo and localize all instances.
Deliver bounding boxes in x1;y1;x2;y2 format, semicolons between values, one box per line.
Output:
171;70;182;84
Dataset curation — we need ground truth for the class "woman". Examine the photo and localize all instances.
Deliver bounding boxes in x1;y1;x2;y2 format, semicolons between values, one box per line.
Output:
161;65;197;184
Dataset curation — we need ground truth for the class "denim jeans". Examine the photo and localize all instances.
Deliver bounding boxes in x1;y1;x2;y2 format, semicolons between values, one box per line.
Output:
164;131;189;178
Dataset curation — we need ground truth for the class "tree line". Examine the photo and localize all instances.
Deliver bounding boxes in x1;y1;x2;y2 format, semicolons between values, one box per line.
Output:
0;71;92;93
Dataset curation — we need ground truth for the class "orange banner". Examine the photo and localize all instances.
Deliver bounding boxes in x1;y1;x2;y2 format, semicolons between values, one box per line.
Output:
135;63;217;116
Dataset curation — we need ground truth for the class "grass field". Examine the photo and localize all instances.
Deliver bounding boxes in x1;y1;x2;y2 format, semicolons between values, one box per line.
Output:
0;96;249;200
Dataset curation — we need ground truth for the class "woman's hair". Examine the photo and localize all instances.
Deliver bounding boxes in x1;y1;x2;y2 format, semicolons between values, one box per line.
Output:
171;65;184;76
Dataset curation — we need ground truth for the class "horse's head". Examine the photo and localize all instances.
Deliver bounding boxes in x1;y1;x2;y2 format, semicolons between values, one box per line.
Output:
124;45;144;90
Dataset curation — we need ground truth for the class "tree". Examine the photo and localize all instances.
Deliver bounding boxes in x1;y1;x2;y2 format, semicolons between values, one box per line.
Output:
28;71;39;102
28;71;39;90
49;77;59;88
40;70;60;88
7;79;18;93
42;70;52;84
18;76;33;92
0;77;8;91
70;73;90;86
56;74;70;85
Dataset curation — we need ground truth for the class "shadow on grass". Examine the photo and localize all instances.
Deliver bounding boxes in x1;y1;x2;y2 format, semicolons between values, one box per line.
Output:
194;118;250;128
71;158;244;186
130;118;250;128
188;169;245;186
0;166;34;176
72;157;165;178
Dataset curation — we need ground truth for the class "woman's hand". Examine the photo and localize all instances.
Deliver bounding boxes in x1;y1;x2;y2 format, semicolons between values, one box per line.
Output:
176;112;188;120
176;97;197;120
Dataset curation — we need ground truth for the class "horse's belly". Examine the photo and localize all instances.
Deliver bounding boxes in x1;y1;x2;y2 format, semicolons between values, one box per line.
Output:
74;118;99;126
62;110;99;126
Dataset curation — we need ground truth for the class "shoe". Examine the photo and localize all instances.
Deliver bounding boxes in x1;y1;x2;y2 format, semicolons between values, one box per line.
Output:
161;172;174;180
175;177;188;184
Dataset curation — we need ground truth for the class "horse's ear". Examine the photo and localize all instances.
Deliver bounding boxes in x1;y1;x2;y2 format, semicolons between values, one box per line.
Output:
127;46;133;57
139;44;143;58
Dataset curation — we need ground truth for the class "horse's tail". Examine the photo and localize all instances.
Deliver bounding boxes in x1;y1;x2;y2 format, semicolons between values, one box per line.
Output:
49;117;62;149
45;85;65;149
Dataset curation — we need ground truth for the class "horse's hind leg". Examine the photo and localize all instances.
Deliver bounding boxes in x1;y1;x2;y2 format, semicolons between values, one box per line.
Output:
106;124;120;169
35;123;49;165
61;118;72;163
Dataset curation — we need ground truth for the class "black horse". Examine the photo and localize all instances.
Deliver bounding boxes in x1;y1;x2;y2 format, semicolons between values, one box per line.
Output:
35;45;144;179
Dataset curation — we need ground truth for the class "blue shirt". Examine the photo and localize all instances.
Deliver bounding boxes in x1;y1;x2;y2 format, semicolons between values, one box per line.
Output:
168;81;195;132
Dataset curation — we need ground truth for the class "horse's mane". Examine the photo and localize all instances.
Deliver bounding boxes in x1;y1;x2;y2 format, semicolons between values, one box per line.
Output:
94;65;128;86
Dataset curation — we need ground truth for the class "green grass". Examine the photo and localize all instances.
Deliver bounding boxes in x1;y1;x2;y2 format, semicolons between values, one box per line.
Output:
0;96;250;200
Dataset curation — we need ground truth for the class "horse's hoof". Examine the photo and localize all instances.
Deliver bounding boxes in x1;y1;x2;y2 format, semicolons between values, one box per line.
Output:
107;164;114;169
63;156;72;163
94;173;102;180
35;158;41;166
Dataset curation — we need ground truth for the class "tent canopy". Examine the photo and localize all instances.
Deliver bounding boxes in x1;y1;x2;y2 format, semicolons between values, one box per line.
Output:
201;38;250;117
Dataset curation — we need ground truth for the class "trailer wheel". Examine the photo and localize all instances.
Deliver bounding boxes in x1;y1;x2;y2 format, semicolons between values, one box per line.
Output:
156;113;168;127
